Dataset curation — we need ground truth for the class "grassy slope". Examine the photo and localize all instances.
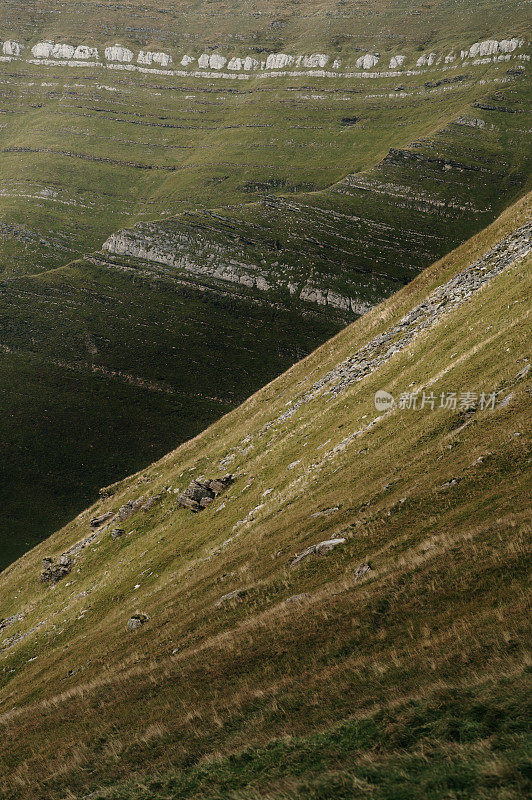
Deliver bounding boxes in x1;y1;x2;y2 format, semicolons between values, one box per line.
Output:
0;194;529;798
0;0;530;566
0;69;530;569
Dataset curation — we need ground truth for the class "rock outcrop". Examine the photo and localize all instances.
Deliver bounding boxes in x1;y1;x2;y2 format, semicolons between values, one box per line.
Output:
104;45;134;63
177;475;234;512
41;556;72;585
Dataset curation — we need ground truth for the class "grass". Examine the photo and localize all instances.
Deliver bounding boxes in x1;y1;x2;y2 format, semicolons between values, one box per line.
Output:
0;192;529;798
0;68;530;568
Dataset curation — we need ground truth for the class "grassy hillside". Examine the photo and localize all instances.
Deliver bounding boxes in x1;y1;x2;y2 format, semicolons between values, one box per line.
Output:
1;62;530;568
1;0;530;567
0;193;529;799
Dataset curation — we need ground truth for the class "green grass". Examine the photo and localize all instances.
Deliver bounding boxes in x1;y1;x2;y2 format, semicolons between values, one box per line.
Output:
0;193;529;799
88;678;532;800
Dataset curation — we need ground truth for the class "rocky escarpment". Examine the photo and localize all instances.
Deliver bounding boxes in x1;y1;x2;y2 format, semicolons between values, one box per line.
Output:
1;36;526;78
246;221;531;440
103;87;530;316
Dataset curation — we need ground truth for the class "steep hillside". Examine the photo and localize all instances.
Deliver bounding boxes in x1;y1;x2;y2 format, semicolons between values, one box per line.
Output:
0;194;529;799
1;45;530;566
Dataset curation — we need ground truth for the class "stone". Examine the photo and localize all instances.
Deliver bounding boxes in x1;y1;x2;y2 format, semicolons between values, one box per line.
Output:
41;555;72;585
353;563;372;580
31;42;54;59
2;41;23;57
51;43;75;59
110;528;125;539
310;506;340;518
469;40;499;58
127;613;149;631
290;538;346;567
243;56;259;71
389;55;405;69
73;45;99;60
416;52;436;67
266;53;295;70
177;475;234;513
140;494;162;512
285;593;309;605
356;53;379;70
104;45;134;63
137;50;172;67
181;55;195;67
209;54;227;70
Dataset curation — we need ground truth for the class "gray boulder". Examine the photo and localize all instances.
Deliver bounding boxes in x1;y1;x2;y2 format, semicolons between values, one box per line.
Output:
127;613;149;631
178;475;234;513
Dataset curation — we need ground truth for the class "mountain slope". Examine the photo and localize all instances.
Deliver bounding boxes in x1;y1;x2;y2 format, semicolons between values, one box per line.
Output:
0;193;529;799
1;68;530;569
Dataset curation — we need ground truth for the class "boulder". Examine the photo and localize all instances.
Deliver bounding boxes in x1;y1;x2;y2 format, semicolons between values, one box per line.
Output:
353;563;372;581
177;475;234;513
290;538;346;567
41;555;72;585
110;528;125;539
127;613;149;632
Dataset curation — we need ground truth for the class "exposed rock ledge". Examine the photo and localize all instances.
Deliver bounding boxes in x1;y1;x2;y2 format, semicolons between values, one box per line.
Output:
102;228;370;316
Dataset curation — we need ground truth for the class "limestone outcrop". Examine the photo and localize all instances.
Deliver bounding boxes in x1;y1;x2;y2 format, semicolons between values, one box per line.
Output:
104;45;134;63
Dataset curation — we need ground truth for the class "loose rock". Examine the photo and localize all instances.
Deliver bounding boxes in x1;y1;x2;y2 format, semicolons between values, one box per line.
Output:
290;538;346;567
177;475;234;513
127;613;149;631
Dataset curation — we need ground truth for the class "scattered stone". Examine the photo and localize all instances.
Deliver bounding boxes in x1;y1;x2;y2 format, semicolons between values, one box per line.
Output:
110;528;125;539
215;588;248;607
439;478;458;490
177;475;234;513
287;460;301;470
41;555;72;585
290;538;346;567
127;613;149;631
498;393;514;409
353;563;372;581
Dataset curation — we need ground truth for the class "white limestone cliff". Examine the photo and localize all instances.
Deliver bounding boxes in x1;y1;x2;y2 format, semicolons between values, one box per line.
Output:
138;50;172;67
228;57;243;70
389;55;405;69
2;41;23;56
266;53;295;69
104;45;134;63
356;53;379;70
